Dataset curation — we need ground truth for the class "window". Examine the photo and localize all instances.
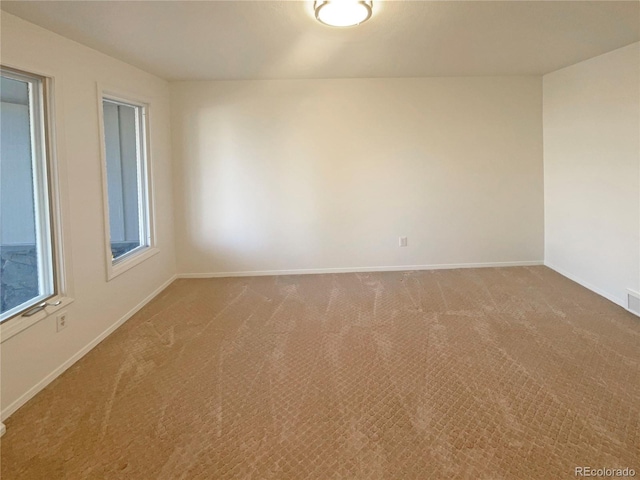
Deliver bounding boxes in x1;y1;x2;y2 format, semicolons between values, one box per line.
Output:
99;94;155;278
0;68;56;323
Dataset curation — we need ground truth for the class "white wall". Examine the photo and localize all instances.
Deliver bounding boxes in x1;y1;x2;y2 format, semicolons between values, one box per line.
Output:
0;13;176;417
171;77;544;275
544;42;640;307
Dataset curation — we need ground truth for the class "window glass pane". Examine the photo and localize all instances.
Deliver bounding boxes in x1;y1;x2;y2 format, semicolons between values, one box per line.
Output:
1;73;54;320
102;100;146;261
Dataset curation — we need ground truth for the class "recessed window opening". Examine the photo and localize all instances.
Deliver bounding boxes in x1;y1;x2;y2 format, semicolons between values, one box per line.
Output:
101;97;151;265
0;67;56;322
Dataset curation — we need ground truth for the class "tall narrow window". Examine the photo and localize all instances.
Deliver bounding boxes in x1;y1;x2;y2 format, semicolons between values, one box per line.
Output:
100;96;153;272
0;68;55;322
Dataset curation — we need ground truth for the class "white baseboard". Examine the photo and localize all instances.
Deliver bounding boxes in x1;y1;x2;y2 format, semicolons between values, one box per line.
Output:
1;275;177;422
544;262;626;308
0;422;5;437
177;260;544;279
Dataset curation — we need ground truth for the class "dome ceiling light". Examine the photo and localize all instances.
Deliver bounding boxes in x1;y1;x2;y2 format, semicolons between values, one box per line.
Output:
314;1;373;27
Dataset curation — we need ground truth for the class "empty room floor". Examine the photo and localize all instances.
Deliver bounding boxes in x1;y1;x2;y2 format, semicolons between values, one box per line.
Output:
1;266;638;479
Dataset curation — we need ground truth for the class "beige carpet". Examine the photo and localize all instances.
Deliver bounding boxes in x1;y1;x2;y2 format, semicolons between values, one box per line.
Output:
1;267;639;479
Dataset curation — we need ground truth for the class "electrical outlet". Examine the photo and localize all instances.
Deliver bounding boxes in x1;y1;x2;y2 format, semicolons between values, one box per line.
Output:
399;236;408;247
56;312;68;332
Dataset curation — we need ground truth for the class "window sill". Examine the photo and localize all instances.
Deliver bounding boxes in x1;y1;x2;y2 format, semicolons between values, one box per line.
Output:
0;296;75;343
107;246;159;281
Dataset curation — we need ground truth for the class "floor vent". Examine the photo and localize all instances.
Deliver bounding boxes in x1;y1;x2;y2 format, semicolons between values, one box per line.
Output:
628;290;640;316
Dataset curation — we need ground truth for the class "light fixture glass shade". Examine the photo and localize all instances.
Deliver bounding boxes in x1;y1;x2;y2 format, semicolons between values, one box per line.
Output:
314;1;373;27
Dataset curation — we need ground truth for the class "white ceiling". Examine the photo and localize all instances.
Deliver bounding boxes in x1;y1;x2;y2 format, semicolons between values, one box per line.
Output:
2;1;639;81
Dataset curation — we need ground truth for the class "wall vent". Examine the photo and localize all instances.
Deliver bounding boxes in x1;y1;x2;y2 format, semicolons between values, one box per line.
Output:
628;290;640;317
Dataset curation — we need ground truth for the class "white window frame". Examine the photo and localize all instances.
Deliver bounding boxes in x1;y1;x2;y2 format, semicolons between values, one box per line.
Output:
97;87;157;281
0;66;73;342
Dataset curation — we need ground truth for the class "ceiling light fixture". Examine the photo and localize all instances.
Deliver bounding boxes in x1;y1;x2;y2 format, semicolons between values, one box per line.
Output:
314;1;373;27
